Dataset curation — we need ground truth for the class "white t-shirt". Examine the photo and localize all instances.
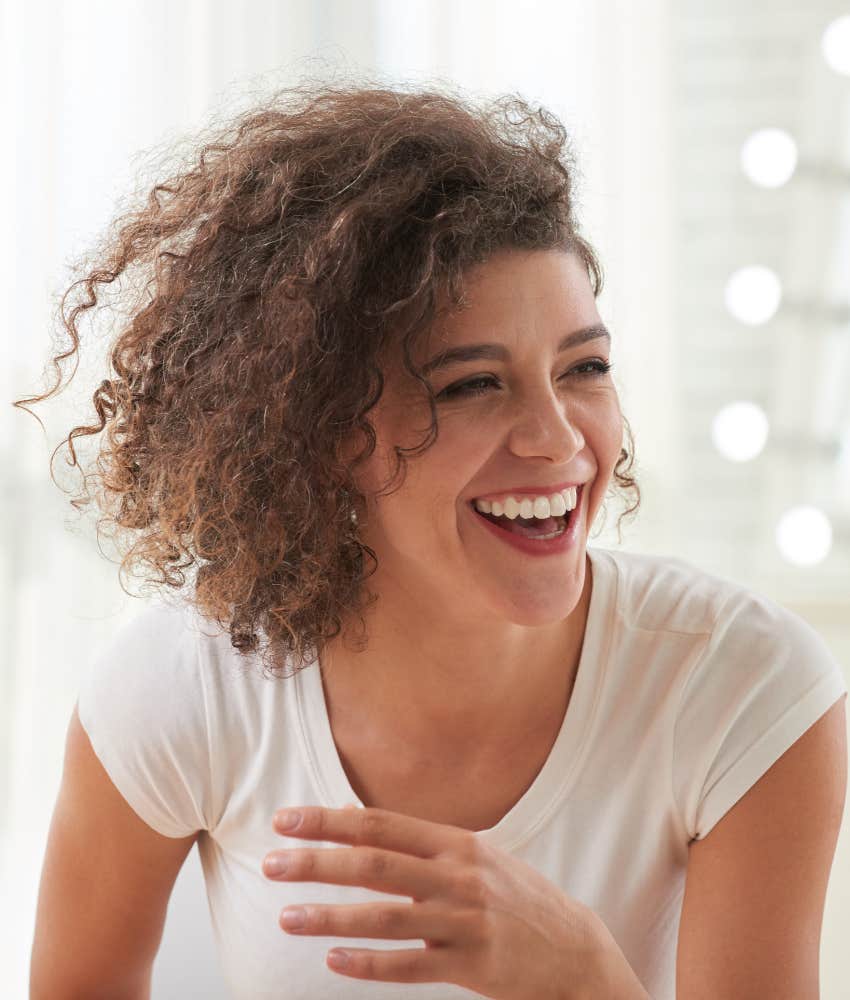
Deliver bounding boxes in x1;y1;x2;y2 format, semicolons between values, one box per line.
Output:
76;545;848;999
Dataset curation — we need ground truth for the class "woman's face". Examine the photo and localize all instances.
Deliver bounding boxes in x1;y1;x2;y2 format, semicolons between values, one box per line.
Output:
350;248;623;627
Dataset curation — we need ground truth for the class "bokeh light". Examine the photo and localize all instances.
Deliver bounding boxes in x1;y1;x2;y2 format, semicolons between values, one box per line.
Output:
775;504;833;566
822;14;850;76
740;127;798;188
711;401;770;462
724;265;782;325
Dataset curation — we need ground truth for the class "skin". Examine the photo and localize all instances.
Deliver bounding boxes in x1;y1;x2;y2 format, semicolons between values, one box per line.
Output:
259;804;635;996
321;247;623;763
257;249;639;993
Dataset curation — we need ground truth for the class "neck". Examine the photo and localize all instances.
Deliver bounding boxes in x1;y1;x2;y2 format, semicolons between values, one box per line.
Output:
318;553;593;755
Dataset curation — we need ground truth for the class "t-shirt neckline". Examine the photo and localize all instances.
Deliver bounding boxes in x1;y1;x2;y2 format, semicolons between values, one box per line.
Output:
293;545;616;850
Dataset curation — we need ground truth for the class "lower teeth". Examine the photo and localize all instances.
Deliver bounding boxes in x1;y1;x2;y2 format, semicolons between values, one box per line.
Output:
479;511;569;540
531;523;567;541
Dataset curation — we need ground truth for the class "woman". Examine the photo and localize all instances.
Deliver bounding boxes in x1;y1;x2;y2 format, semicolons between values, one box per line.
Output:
24;81;847;1000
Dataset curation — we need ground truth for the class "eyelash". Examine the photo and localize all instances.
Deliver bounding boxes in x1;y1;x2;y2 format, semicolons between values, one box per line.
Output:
436;360;614;400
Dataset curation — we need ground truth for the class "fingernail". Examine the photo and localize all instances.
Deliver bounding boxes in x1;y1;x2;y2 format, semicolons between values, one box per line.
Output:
281;907;306;929
275;809;302;830
264;856;287;876
329;949;350;969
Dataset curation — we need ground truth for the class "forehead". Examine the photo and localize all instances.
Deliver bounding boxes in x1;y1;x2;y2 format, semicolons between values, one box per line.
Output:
424;248;598;353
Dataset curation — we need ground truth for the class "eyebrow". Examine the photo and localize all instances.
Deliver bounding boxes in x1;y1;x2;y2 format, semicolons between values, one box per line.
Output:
420;323;611;377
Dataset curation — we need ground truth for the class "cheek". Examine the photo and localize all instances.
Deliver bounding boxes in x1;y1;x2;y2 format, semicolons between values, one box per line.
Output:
595;400;624;462
606;424;625;465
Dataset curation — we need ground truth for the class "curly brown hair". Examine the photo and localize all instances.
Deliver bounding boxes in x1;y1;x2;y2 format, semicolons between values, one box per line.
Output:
13;77;640;680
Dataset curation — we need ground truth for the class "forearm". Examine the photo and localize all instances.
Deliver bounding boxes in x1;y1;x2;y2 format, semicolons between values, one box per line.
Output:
581;914;652;1000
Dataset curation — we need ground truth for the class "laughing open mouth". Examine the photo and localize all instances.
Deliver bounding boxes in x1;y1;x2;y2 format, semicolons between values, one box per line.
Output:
470;485;581;539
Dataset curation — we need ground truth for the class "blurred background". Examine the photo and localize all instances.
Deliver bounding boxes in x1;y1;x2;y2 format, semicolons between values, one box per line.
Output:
3;0;849;996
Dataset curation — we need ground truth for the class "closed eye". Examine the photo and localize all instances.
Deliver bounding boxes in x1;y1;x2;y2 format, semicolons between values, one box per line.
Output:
436;359;614;400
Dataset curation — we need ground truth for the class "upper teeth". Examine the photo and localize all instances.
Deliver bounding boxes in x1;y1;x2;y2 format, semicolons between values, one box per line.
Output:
473;486;578;520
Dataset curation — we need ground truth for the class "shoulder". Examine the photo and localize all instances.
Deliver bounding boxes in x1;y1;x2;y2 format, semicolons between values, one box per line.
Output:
671;572;847;843
75;600;218;837
92;600;200;659
687;580;844;702
596;546;739;636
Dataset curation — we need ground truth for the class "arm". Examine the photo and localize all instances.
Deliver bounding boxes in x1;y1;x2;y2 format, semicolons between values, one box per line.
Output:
675;696;846;999
30;704;199;999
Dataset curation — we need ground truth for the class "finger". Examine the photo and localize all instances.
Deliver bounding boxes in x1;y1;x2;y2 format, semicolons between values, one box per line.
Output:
279;899;476;944
325;942;458;984
273;805;471;860
268;844;460;900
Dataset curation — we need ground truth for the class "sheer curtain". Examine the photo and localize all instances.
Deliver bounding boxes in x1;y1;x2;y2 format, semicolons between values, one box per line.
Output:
3;1;846;997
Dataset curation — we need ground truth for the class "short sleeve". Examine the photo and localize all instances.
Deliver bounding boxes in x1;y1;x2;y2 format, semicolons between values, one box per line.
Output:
673;588;848;842
76;602;213;838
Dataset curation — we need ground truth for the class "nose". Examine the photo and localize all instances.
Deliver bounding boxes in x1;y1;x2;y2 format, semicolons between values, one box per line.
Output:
506;394;585;463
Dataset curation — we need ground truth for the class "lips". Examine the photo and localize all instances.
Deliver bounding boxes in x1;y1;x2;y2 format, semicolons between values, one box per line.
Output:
468;483;584;555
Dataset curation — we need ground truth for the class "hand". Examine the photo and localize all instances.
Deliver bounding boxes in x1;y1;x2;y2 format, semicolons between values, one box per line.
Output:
261;803;602;999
